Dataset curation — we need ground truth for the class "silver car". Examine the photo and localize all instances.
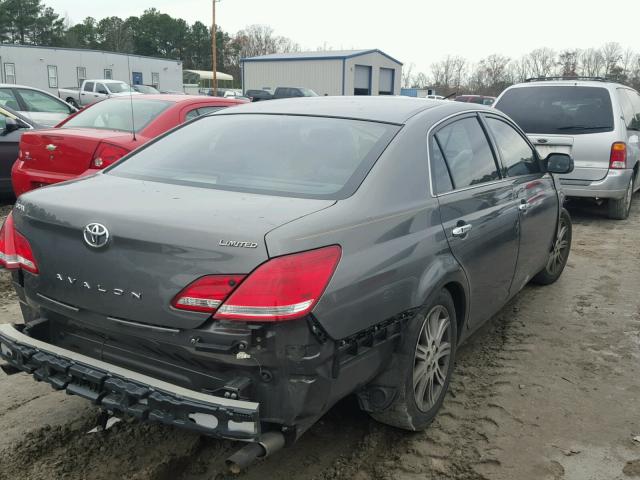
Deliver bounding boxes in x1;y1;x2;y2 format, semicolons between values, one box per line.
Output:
495;78;640;219
0;84;77;127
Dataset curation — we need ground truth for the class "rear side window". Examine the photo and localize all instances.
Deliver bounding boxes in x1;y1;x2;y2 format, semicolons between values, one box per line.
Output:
429;137;453;194
435;117;500;189
621;90;640;130
495;86;614;135
83;82;94;92
109;114;400;200
0;88;20;110
62;99;171;133
485;118;540;176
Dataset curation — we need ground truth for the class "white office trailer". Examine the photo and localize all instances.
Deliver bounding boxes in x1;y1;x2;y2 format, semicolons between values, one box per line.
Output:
241;49;402;96
0;44;183;94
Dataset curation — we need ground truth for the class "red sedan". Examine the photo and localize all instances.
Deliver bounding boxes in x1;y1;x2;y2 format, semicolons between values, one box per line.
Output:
12;95;245;197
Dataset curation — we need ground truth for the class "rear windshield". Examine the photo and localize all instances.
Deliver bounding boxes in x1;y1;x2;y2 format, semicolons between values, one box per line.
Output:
109;114;400;199
495;86;614;135
61;99;171;133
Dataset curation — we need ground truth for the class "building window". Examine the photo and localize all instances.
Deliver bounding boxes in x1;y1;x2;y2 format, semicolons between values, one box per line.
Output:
47;65;58;88
4;63;16;84
77;66;87;87
379;68;394;95
104;69;113;80
151;72;160;88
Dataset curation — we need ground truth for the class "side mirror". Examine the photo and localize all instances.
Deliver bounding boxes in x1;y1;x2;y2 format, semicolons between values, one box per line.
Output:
545;153;574;174
2;117;23;135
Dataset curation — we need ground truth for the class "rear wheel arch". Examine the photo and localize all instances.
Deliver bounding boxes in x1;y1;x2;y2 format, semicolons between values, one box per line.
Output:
442;281;466;344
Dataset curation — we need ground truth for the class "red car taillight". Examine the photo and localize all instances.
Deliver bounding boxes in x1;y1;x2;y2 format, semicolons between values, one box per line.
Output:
0;212;38;274
172;275;246;313
92;142;130;168
610;142;627;169
214;245;341;322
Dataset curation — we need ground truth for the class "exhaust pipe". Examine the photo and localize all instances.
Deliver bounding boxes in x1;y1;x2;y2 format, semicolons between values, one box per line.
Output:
226;431;285;474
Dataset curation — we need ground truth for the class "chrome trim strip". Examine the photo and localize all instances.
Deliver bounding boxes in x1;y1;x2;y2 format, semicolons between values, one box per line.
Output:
0;323;258;410
36;293;80;312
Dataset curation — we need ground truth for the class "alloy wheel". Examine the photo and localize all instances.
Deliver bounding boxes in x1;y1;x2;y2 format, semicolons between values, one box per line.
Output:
547;217;570;276
413;305;452;412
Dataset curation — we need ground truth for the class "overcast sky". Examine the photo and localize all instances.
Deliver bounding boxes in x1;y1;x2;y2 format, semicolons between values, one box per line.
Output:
50;0;638;73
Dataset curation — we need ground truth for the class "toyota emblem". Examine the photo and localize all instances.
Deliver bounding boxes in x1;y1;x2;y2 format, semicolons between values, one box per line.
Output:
83;223;110;248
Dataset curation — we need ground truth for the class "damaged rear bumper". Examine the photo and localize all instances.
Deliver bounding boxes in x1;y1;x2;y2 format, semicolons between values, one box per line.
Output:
0;323;260;441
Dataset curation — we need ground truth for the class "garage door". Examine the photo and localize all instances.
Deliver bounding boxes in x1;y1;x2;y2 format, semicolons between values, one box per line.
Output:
354;65;371;96
379;68;394;95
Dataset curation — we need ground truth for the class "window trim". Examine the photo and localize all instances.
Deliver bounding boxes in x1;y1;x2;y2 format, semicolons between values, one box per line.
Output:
427;112;505;197
47;65;58;88
77;66;87;87
479;112;543;178
4;63;16;84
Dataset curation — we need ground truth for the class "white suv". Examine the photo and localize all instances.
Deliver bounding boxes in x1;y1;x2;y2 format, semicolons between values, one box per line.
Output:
495;78;640;219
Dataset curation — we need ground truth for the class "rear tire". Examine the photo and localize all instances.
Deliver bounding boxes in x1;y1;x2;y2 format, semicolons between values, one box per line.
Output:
608;176;634;220
370;289;457;431
532;208;572;285
66;98;79;109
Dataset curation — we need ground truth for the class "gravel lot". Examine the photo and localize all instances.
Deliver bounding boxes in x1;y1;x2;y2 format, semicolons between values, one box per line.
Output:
1;196;639;480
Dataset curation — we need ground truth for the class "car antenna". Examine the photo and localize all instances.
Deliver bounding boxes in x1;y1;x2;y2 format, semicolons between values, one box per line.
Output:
126;53;137;141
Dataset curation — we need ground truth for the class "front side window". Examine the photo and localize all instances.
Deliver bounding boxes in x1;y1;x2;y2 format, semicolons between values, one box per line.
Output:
47;65;58;88
4;64;16;84
16;89;70;114
77;67;87;87
109;114;400;200
62;99;171;133
485;117;540;176
495;86;614;135
106;82;133;93
435;117;500;189
96;83;109;95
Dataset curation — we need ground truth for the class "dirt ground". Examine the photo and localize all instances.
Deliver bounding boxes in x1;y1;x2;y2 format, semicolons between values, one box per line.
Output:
1;196;639;480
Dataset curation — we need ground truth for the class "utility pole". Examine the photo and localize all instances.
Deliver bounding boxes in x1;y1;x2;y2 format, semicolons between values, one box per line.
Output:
211;0;219;96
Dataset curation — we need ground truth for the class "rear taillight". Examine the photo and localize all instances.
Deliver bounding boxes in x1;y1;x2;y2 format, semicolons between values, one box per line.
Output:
0;212;38;274
214;245;341;322
92;142;130;168
610;142;627;169
172;275;246;313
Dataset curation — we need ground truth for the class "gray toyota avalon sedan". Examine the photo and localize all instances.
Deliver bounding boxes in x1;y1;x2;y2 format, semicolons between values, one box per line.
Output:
0;96;573;468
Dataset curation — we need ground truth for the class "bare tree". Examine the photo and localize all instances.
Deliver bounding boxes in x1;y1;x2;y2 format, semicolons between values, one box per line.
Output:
507;56;531;83
601;42;622;77
413;72;429;89
528;47;556;78
558;49;579;77
579;48;604;76
402;62;415;88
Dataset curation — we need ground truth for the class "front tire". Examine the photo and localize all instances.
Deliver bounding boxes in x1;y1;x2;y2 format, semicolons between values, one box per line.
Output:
370;289;457;431
608;175;634;220
532;208;572;285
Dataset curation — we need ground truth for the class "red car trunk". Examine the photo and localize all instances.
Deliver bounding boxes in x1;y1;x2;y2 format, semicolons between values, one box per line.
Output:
19;129;136;176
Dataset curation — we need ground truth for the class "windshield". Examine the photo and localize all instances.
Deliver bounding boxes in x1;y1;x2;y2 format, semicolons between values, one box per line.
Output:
109;114;400;199
300;88;319;97
134;85;160;94
107;82;134;93
495;86;614;135
61;99;171;132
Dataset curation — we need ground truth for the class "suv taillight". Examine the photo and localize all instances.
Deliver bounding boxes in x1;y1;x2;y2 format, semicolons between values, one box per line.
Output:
0;212;38;274
610;142;627;169
172;246;341;321
92;142;130;168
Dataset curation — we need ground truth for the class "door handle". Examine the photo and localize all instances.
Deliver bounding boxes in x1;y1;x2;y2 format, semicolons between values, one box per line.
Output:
519;200;529;211
452;224;472;237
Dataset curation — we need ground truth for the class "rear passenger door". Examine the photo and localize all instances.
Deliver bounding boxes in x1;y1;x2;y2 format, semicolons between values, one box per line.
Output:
619;89;640;185
430;114;520;327
483;114;559;291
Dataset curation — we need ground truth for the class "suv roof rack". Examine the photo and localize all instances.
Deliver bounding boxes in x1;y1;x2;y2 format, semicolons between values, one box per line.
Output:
524;76;609;83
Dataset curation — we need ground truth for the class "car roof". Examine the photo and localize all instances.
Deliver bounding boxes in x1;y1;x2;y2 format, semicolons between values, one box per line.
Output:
215;96;488;124
109;94;246;105
0;83;58;96
508;79;623;89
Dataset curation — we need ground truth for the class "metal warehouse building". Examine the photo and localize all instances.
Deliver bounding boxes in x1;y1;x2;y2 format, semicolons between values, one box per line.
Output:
0;44;183;94
241;49;402;97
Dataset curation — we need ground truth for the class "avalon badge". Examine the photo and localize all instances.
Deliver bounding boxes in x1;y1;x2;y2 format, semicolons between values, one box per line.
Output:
83;223;110;248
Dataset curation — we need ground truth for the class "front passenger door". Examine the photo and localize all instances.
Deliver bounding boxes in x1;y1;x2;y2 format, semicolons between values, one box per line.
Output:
483;115;559;292
431;115;520;328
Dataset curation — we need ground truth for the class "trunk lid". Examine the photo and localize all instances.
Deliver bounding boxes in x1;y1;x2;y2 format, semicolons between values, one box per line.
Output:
527;132;615;182
16;175;335;329
19;129;135;175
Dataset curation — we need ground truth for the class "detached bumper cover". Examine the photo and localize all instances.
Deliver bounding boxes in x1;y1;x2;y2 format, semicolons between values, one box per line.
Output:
0;323;260;440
